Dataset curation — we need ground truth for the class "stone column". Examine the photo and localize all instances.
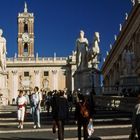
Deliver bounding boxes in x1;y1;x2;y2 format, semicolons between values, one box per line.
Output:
21;22;23;33
18;39;22;57
113;63;118;84
34;70;40;88
28;42;31;56
30;21;32;33
0;72;6;89
18;21;21;34
52;70;58;90
31;19;34;34
32;20;34;35
109;70;113;91
12;70;18;101
32;40;34;57
135;33;140;60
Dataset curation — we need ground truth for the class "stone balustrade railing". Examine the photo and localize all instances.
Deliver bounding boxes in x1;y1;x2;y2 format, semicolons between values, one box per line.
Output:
7;57;67;62
94;85;140;97
94;95;137;112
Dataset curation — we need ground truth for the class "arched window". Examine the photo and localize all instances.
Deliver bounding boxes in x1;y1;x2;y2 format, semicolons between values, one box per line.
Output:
24;43;28;56
24;24;28;32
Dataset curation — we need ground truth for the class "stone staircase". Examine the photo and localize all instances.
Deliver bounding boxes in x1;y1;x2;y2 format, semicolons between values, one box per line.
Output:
0;105;133;140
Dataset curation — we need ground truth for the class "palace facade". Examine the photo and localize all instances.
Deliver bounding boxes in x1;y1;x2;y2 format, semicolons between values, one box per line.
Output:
101;1;140;95
6;3;76;103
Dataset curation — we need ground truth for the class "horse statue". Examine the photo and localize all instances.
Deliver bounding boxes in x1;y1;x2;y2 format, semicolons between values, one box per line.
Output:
88;32;100;69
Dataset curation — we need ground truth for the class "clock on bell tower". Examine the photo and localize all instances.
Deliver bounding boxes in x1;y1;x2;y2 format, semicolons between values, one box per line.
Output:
18;2;34;58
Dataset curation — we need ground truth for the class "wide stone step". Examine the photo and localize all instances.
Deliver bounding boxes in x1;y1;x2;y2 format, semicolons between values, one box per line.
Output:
0;105;134;140
0;124;131;140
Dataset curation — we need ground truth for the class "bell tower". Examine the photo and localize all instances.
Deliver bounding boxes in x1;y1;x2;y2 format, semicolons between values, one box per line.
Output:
18;2;34;58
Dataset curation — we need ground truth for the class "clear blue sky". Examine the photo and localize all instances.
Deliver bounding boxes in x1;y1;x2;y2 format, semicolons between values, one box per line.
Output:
0;0;132;63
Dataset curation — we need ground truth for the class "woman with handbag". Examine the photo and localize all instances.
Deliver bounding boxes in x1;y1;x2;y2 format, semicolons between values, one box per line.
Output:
75;93;94;140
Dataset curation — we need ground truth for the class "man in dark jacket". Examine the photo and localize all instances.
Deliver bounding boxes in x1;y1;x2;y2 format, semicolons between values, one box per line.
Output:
51;90;69;140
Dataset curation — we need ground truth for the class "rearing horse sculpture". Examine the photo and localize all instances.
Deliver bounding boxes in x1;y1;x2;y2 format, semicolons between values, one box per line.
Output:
88;32;100;69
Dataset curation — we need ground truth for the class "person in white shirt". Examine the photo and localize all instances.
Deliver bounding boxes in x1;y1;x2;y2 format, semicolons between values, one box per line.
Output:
30;86;42;128
16;90;27;129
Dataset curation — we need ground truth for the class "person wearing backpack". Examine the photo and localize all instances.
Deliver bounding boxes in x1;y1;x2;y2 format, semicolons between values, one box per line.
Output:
75;93;94;140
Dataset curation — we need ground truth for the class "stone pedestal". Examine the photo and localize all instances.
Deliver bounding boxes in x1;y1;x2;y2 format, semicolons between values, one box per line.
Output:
0;71;8;105
73;68;101;95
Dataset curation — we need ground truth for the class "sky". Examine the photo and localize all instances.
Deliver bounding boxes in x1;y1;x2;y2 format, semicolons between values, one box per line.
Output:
0;0;132;66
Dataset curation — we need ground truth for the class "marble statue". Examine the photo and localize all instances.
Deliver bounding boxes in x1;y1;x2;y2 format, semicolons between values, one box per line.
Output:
92;32;100;53
43;79;49;89
14;53;17;59
72;50;76;56
119;24;122;31
106;51;109;56
24;2;28;13
36;52;38;58
131;0;135;6
114;35;117;40
76;30;89;70
110;44;112;49
88;32;100;69
0;29;7;72
125;13;128;20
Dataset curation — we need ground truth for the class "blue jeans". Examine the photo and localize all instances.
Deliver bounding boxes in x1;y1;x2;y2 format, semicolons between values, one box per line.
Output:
31;106;40;126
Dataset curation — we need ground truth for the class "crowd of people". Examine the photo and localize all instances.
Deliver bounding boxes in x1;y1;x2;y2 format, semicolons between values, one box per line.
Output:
15;86;140;140
16;87;96;140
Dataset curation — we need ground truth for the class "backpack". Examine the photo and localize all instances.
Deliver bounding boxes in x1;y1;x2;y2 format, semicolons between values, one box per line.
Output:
79;101;89;118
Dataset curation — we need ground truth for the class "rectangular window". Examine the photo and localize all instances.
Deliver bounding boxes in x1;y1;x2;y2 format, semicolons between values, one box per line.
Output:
24;72;29;77
44;71;49;76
